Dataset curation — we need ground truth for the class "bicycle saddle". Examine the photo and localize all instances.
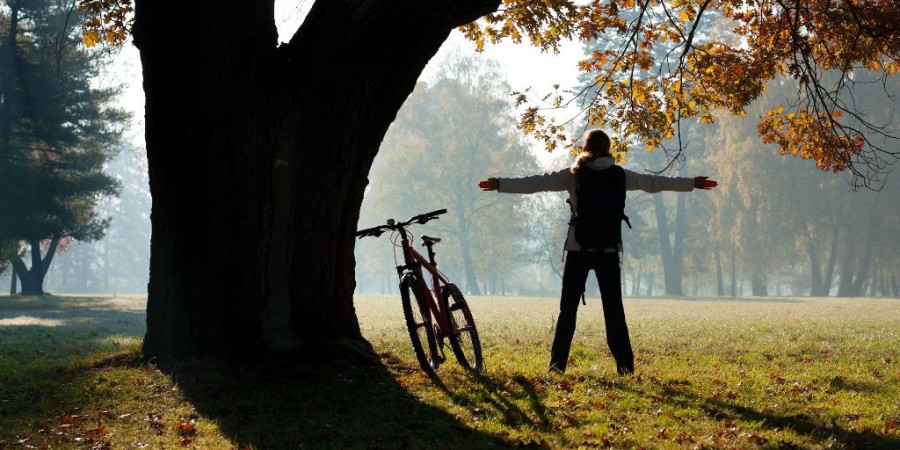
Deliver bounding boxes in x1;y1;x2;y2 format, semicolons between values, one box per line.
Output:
421;235;441;245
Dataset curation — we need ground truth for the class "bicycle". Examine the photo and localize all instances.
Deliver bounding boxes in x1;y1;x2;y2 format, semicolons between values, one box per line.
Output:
356;209;483;375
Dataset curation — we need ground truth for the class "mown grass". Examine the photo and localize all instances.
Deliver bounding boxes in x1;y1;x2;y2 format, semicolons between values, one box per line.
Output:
1;293;899;449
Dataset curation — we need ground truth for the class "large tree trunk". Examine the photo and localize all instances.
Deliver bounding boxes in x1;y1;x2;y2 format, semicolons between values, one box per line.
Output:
10;238;58;295
134;0;500;360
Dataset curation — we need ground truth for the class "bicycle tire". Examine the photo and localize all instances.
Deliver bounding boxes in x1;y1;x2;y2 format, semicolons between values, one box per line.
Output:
400;273;441;375
442;283;483;372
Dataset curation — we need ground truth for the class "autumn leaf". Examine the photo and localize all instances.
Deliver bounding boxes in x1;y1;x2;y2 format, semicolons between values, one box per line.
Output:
85;425;109;437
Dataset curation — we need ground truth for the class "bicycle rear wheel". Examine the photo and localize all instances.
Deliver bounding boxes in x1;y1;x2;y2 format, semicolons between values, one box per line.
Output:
400;273;441;375
442;283;483;372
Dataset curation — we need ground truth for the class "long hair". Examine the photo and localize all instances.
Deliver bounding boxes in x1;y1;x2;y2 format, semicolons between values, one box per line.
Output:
571;130;612;175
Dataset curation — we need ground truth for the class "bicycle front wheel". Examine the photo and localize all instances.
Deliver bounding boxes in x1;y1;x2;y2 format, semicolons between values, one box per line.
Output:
400;273;440;375
442;283;483;372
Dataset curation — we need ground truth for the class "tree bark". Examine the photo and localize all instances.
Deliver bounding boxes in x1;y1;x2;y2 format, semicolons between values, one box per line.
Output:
10;239;57;295
891;273;900;297
631;264;642;296
0;0;20;156
836;210;875;297
730;245;737;297
715;249;724;296
672;191;686;293
456;217;482;295
653;194;684;296
134;0;500;360
822;222;840;294
751;272;768;296
9;265;17;294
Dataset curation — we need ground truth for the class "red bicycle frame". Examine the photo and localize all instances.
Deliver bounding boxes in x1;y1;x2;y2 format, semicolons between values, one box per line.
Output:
395;229;454;339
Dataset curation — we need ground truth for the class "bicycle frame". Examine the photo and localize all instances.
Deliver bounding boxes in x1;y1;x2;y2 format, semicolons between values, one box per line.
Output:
394;229;454;339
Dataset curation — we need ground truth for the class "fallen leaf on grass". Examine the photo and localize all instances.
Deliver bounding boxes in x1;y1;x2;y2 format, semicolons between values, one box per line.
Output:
146;413;166;435
85;425;109;437
743;432;768;444
61;415;84;425
174;420;196;435
175;418;198;446
885;418;900;432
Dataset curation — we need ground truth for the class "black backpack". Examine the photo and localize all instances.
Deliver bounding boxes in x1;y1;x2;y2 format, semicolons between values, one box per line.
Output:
570;165;630;249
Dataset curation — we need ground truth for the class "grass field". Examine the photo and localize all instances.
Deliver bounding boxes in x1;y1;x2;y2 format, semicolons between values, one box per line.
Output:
1;293;898;449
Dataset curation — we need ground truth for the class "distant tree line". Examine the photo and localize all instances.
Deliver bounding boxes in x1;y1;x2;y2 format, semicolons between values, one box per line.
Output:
356;53;900;299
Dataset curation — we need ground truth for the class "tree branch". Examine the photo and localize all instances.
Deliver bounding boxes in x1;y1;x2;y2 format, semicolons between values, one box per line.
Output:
42;236;60;277
449;0;502;28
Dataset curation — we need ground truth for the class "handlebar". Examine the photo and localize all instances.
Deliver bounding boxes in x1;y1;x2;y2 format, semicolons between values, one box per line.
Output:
355;209;447;239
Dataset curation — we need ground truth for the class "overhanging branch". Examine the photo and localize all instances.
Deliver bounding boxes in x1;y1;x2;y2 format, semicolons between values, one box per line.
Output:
450;0;502;28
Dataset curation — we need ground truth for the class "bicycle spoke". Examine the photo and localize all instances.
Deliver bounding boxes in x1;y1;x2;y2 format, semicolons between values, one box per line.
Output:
442;284;483;372
401;275;441;375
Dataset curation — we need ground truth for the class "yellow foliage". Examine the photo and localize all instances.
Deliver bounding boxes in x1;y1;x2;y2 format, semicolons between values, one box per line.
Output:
83;30;100;48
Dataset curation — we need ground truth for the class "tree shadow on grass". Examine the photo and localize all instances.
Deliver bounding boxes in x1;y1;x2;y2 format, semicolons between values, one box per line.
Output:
160;355;523;450
0;298;521;449
645;381;900;449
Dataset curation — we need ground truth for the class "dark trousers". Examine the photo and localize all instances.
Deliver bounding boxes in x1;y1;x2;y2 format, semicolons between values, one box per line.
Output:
549;250;634;374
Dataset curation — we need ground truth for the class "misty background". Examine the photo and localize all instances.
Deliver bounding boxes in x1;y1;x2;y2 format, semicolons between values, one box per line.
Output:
2;26;898;299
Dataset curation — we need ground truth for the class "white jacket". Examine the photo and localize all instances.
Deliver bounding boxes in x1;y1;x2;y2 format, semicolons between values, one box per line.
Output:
498;156;695;251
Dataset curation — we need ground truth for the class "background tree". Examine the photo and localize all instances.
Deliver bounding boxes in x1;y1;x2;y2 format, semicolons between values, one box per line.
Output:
0;0;124;295
696;73;900;297
358;53;538;296
43;144;151;294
